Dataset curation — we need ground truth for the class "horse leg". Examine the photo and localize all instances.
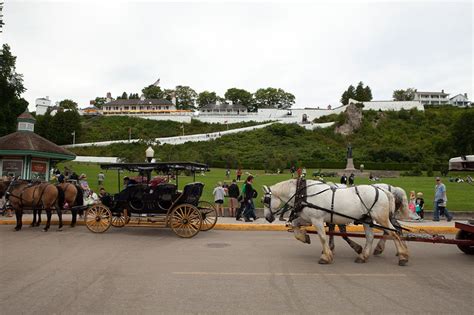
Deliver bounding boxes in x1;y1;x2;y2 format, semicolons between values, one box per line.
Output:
355;224;374;263
14;208;23;231
70;208;77;227
43;209;52;232
35;208;42;227
291;217;311;244
310;218;333;264
31;208;37;227
328;223;335;251
339;224;363;254
374;231;388;256
57;208;63;231
375;216;409;265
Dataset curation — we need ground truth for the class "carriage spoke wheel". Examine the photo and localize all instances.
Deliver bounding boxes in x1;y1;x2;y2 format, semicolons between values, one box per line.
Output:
170;204;202;238
85;204;112;233
198;201;218;231
111;214;129;228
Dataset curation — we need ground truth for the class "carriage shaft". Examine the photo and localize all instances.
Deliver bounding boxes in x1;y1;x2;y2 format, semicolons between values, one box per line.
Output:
293;230;474;246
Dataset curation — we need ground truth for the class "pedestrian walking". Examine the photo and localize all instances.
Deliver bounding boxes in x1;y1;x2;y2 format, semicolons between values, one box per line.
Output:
242;175;258;222
348;173;355;185
236;168;242;182
225;168;231;180
227;179;240;218
433;177;453;222
213;182;226;217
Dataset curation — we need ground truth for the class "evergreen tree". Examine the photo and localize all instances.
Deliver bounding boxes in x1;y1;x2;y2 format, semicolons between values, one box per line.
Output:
340;85;356;105
0;44;28;136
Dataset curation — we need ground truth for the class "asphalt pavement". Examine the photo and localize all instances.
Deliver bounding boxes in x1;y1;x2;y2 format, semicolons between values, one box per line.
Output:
0;225;472;314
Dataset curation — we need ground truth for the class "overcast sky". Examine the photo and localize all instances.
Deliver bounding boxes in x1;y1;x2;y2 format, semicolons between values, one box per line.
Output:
2;0;472;110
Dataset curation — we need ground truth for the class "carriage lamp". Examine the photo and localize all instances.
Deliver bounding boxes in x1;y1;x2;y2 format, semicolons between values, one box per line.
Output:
146;146;155;163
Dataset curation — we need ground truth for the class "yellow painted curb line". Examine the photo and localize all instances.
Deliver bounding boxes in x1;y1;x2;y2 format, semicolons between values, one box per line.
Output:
0;219;458;234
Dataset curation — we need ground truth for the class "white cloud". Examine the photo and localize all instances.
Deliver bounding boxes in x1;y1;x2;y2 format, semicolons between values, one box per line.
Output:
1;0;472;109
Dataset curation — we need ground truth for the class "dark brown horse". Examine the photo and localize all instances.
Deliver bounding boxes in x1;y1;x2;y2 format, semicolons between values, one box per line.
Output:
0;180;63;232
57;182;84;227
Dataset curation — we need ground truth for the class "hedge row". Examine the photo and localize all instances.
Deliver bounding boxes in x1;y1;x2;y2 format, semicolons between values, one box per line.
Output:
208;160;447;172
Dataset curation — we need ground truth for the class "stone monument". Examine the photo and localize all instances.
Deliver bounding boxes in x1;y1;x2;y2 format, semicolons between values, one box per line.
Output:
345;144;356;171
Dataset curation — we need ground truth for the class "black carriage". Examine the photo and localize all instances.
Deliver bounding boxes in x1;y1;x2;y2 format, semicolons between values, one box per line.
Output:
84;162;217;238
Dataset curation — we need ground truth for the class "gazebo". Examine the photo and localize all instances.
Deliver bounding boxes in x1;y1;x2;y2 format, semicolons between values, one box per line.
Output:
0;111;76;180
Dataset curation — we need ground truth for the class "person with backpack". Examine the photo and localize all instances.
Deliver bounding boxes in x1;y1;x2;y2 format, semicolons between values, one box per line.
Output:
227;179;240;218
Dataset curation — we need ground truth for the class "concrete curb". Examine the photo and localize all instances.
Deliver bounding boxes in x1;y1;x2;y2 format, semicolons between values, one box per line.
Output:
0;219;459;234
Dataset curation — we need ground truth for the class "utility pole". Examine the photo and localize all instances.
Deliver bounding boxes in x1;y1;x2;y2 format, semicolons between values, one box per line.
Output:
71;131;76;146
128;127;132;142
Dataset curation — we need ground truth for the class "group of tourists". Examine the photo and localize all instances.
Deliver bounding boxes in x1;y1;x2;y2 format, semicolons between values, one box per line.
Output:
213;175;259;222
290;166;307;178
340;173;355;185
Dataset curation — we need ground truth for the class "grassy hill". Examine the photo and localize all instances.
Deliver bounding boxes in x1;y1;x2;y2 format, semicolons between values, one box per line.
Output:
78;116;264;143
71;107;474;170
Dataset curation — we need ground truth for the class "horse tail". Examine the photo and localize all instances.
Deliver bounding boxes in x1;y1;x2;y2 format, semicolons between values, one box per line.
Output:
396;188;410;220
75;185;84;206
56;185;65;210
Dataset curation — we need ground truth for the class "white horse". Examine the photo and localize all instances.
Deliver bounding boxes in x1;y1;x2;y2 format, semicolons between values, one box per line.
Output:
262;179;409;265
326;182;411;255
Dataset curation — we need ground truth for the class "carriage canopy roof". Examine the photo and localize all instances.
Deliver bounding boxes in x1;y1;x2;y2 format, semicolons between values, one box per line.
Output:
100;162;209;173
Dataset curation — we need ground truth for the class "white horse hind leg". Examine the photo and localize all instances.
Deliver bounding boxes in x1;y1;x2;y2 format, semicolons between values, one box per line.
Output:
375;217;409;265
355;224;374;263
310;218;334;264
291;217;311;244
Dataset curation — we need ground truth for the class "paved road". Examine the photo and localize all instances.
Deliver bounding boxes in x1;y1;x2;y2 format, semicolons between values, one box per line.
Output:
0;226;472;314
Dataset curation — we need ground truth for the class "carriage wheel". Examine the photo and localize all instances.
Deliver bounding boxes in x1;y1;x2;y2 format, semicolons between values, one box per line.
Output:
170;204;202;238
456;230;474;255
111;214;129;228
198;201;218;231
85;204;112;233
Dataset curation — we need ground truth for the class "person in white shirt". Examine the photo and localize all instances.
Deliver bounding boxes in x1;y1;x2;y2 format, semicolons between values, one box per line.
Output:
213;182;226;217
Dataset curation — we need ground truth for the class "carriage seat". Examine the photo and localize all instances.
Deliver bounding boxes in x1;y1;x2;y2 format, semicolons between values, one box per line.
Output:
175;182;204;206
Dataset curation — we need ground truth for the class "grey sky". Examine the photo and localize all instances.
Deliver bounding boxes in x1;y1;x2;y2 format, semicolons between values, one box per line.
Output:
2;0;472;110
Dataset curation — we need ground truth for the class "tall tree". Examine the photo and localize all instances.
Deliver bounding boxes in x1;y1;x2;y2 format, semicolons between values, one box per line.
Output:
175;85;197;109
128;93;139;99
120;92;128;99
47;110;82;145
363;85;373;101
254;87;295;109
224;88;254;111
197;91;219;107
93;97;107;108
58;99;78;112
340;85;356;105
393;88;416;101
142;85;165;99
0;44;28;136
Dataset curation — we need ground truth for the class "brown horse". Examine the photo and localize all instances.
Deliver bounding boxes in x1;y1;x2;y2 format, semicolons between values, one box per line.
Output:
56;182;84;227
0;180;63;232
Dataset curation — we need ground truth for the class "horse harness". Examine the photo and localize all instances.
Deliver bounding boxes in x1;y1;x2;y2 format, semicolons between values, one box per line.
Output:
6;180;51;209
265;180;397;232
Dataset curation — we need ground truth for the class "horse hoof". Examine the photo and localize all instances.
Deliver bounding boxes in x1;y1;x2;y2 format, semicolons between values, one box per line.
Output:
14;227;21;231
70;223;76;228
398;259;408;266
355;246;363;255
373;248;383;256
355;257;366;263
57;228;63;232
42;228;49;232
318;258;330;264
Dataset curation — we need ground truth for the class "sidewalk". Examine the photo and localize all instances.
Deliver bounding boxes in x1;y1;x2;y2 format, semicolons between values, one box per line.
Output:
0;213;463;234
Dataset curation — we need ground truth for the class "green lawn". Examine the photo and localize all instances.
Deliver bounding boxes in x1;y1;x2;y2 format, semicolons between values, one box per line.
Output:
58;162;474;211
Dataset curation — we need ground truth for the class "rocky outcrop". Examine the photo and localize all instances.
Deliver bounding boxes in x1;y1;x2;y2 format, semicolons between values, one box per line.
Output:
335;103;362;135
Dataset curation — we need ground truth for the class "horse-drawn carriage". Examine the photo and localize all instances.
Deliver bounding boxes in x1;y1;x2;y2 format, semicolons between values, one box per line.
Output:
85;162;217;238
